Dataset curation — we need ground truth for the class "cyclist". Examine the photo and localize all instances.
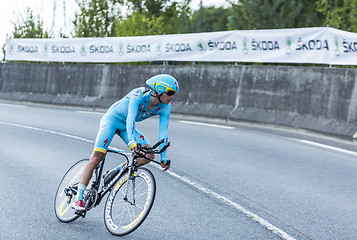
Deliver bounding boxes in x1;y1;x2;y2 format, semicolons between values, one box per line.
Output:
72;74;179;212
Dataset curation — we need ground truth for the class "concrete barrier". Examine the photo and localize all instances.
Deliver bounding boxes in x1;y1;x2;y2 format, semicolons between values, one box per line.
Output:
1;62;357;139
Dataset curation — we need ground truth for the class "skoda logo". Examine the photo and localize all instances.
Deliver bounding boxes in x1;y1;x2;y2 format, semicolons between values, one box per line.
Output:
286;37;293;55
118;43;124;56
197;40;206;53
43;44;48;56
80;44;86;56
334;36;340;56
9;45;15;55
242;37;248;54
156;43;162;56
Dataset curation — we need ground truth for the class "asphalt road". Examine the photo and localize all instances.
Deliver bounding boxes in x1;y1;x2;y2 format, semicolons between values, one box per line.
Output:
0;101;357;240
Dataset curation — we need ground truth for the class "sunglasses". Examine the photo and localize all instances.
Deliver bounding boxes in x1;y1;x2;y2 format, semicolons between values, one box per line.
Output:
165;90;176;96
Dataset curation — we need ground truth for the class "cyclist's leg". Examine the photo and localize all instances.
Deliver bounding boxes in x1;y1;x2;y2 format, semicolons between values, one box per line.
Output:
117;129;154;166
74;116;118;210
80;151;105;186
82;118;120;185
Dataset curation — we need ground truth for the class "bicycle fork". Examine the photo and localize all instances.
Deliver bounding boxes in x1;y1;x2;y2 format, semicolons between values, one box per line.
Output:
123;161;136;205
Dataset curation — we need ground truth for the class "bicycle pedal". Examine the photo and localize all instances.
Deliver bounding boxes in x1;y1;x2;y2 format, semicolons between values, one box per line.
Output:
74;210;87;218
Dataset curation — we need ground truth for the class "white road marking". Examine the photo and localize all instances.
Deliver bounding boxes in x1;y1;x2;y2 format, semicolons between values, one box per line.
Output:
0;103;26;108
76;111;103;115
179;120;235;129
0;121;94;144
297;139;357;156
0;120;295;240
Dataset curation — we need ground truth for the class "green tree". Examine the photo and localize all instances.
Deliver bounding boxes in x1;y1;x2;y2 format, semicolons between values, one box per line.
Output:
160;1;192;34
316;0;357;32
11;8;51;38
228;0;324;30
191;4;231;32
125;0;186;18
73;0;124;37
115;0;192;35
115;11;165;36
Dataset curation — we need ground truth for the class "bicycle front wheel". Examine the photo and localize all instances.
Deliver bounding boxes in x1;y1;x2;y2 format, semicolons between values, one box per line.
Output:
104;167;156;236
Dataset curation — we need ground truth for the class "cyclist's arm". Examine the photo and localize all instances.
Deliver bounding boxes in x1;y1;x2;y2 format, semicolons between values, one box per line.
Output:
126;89;142;148
158;104;171;161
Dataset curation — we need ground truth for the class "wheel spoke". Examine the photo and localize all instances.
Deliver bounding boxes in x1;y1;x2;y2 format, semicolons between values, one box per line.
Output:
105;168;156;235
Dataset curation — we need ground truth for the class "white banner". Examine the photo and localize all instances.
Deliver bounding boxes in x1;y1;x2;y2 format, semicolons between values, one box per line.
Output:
5;27;357;65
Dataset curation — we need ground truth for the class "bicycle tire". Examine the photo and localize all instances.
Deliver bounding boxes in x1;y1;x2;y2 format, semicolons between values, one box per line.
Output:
54;159;95;223
104;167;156;236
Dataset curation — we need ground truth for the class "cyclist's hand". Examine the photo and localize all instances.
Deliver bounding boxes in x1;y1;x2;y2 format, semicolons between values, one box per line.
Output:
160;159;171;171
128;140;138;153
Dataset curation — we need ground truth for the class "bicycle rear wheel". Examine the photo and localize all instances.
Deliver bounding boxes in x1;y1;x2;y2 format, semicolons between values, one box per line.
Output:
54;159;95;222
104;167;156;236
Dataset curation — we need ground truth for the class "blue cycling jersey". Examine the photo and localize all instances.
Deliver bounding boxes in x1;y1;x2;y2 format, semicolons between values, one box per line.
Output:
94;87;171;160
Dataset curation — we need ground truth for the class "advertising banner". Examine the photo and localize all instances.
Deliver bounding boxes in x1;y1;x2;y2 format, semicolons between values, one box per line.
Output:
5;27;357;65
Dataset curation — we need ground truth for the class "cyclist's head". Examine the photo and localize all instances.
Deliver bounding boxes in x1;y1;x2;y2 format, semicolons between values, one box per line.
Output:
146;74;179;97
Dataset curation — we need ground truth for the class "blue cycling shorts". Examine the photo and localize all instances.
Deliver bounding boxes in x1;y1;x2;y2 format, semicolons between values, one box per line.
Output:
93;113;149;154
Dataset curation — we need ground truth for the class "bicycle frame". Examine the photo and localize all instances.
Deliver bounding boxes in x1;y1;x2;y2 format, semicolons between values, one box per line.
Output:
90;148;132;208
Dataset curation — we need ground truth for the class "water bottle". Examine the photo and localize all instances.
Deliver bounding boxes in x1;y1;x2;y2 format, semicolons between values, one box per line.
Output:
103;167;120;186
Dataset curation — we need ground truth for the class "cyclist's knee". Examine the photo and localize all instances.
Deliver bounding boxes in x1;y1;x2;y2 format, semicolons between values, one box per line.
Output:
137;158;151;167
89;151;105;166
137;154;154;167
146;153;155;160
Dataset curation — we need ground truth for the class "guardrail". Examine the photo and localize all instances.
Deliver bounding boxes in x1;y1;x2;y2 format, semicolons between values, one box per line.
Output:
0;62;356;139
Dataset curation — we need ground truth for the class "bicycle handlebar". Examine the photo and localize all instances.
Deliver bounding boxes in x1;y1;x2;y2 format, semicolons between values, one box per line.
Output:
138;141;170;155
135;140;170;164
151;139;165;149
107;140;171;165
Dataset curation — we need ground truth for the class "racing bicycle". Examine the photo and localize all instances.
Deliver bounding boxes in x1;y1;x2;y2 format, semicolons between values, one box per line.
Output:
54;140;170;236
